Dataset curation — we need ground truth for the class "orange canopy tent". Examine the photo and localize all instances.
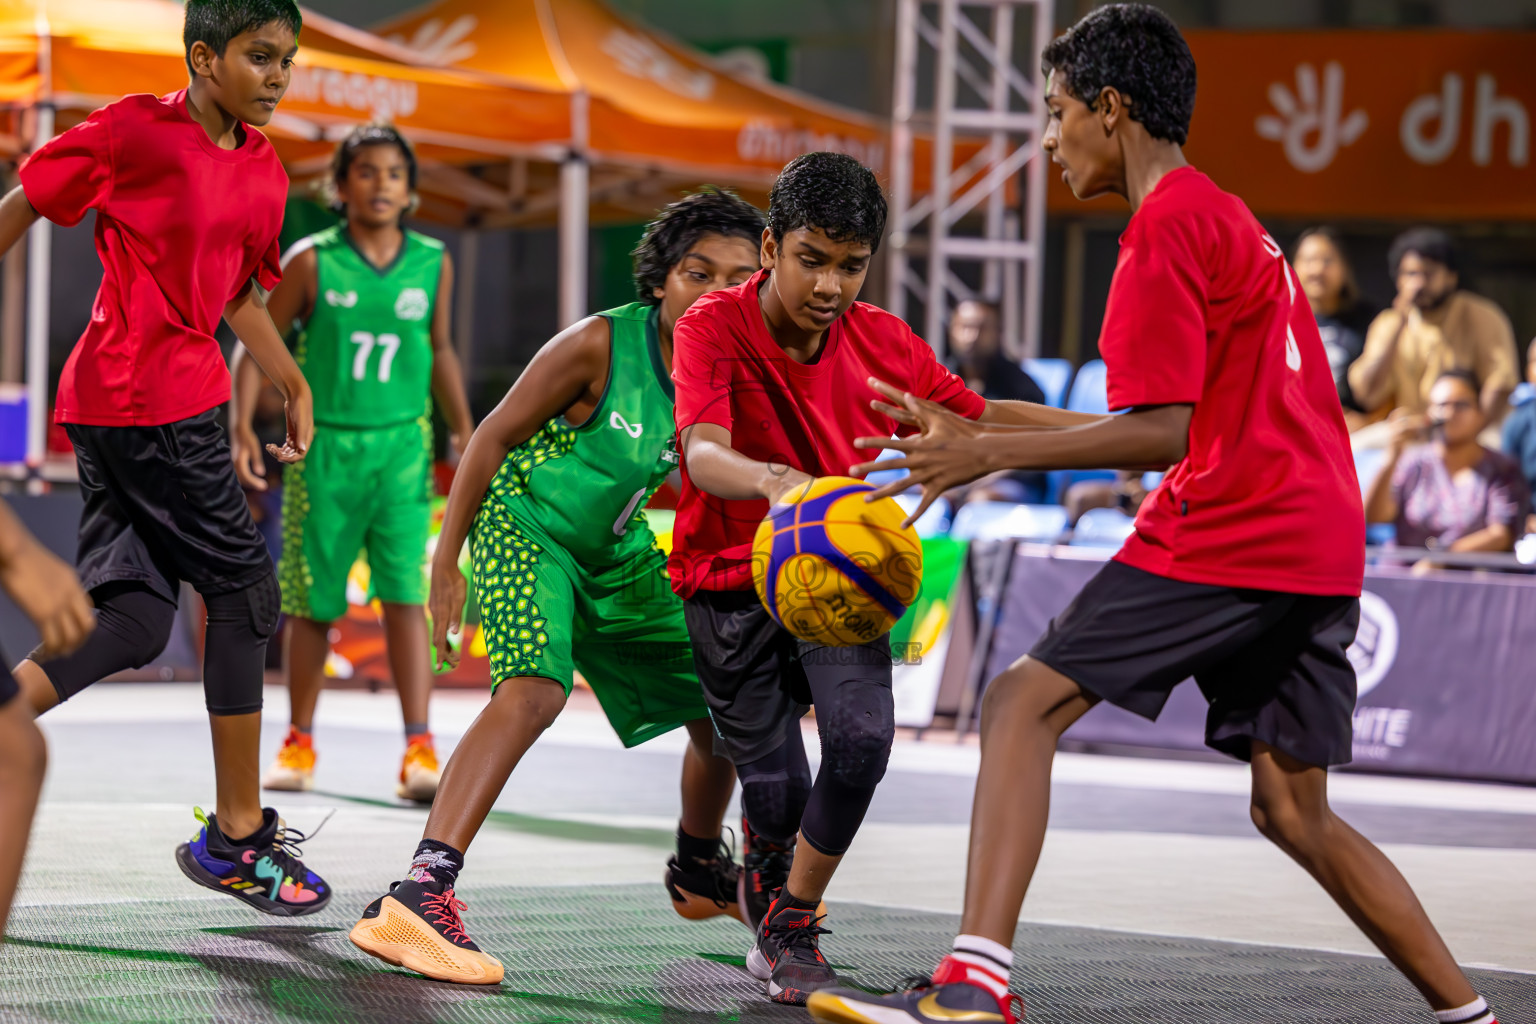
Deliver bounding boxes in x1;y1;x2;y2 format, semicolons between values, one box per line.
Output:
0;0;579;465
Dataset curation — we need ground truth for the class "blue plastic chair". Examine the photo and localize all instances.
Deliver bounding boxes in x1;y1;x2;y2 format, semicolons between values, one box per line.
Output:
1024;358;1073;408
1365;522;1397;546
1512;382;1535;408
949;502;1069;543
1069;506;1138;547
1048;359;1115;500
0;386;24;463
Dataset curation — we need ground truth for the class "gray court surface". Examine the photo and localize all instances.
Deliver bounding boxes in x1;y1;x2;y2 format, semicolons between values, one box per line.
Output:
3;685;1532;1023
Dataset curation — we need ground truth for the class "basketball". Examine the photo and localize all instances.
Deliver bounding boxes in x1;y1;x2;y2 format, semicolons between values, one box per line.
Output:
752;476;924;646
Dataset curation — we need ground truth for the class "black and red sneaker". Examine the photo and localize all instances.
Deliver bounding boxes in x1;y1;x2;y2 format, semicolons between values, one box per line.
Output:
745;893;837;1005
737;815;793;930
664;833;745;925
349;878;504;985
806;959;1026;1023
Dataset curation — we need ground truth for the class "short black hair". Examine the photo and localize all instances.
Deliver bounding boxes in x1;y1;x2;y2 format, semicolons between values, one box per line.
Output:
1041;3;1196;146
184;0;302;75
1293;226;1359;306
1389;227;1458;279
768;152;887;254
631;187;766;304
329;123;419;217
1433;368;1481;395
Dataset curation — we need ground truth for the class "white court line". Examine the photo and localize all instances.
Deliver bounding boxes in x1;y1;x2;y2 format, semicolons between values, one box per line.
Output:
39;685;1536;817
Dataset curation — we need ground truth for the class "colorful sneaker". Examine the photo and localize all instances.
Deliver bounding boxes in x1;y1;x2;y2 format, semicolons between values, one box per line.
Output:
745;894;836;1005
664;833;744;925
397;733;441;804
262;727;315;792
174;806;330;916
738;815;793;930
349;878;504;985
806;961;1026;1024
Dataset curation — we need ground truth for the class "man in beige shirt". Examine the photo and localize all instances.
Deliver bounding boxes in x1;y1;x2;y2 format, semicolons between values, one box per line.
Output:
1349;228;1519;427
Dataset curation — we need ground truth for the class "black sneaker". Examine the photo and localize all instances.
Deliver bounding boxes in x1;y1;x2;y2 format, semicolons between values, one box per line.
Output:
174;806;330;916
349;878;504;984
745;893;836;1005
738;815;792;930
807;965;1025;1023
664;833;745;926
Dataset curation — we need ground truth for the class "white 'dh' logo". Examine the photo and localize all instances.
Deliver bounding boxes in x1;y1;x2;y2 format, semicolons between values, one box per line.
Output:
325;289;357;308
1348;590;1399;700
610;411;643;438
1256;62;1368;172
395;288;430;322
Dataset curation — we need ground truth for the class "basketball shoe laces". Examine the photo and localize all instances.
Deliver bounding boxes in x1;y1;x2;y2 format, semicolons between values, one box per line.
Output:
766;910;832;965
421;888;471;945
893;971;1027;1024
262;812;330;884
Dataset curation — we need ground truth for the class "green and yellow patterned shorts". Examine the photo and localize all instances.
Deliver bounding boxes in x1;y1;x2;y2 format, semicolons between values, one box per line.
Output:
469;499;708;748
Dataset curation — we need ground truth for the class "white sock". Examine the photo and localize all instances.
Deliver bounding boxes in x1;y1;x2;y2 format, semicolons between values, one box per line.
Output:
1436;997;1495;1024
946;934;1012;999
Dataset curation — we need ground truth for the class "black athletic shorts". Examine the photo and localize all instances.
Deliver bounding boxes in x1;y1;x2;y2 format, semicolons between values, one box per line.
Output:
66;410;272;604
1030;560;1360;768
683;588;892;764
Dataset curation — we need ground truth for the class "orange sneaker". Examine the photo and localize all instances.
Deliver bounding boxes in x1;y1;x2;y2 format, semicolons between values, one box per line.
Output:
398;733;440;804
262;727;316;792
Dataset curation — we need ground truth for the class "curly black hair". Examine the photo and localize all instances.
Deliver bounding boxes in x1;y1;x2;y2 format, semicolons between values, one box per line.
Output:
631;187;765;304
184;0;301;76
1389;227;1458;278
1041;3;1196;146
1433;367;1481;395
768;152;887;253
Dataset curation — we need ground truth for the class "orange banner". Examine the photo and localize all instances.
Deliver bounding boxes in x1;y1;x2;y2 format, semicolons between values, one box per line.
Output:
1049;31;1536;220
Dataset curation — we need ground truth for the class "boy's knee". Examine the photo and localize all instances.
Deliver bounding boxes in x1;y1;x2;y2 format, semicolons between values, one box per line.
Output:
979;659;1071;735
1250;788;1324;850
491;677;567;733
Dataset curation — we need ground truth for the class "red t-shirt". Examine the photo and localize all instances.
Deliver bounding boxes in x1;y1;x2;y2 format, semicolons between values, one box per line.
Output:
670;269;986;597
20;91;287;427
1104;167;1364;596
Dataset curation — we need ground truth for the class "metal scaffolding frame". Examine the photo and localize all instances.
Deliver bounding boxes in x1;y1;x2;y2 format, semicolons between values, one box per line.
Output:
887;0;1053;359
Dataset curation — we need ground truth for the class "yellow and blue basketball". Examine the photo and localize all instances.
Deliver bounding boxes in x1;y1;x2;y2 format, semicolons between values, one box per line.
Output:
752;476;924;646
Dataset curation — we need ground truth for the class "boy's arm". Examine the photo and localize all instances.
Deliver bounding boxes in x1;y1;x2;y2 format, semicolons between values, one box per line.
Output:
0;499;94;657
229;248;316;489
977;399;1109;428
429;316;608;668
0;188;40;261
428;253;475;456
679;424;812;504
225;282;312;464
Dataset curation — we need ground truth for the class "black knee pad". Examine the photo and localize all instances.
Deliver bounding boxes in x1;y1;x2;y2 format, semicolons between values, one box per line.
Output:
33;583;177;703
200;570;279;716
817;677;895;791
737;731;813;847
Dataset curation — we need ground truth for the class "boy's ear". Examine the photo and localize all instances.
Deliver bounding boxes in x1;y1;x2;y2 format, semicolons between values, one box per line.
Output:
188;40;217;79
760;226;777;269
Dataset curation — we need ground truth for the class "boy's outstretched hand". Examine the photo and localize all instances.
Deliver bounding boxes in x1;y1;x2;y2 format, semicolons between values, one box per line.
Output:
266;386;314;465
0;535;94;658
851;377;990;527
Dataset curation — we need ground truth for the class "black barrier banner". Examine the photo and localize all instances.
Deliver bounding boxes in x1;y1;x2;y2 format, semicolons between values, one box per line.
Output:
983;551;1536;785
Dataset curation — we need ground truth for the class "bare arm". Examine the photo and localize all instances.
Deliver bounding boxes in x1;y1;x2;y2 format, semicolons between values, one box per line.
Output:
225;282;312;463
0;499;94;657
429;316;609;667
977;399;1112;429
1363;448;1403;525
1349;299;1414;413
428;252;475;456
230;248;315;487
1447;523;1515;553
0;187;39;261
679;423;813;505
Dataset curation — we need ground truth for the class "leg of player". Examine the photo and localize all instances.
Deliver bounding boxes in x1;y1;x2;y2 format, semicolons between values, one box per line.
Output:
1249;743;1494;1020
348;676;566;985
263;616;328;792
665;717;743;923
381;601;439;804
11;660;59;716
806;657;1094;1024
0;693;46;939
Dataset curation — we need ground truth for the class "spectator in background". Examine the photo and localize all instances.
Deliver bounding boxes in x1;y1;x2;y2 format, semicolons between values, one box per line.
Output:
1349;229;1519;435
1500;341;1536;536
947;299;1045;404
1366;370;1529;566
1292;226;1377;429
945;299;1047;504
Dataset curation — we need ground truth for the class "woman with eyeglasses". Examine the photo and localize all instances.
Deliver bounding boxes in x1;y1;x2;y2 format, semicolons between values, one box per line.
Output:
1366;368;1530;566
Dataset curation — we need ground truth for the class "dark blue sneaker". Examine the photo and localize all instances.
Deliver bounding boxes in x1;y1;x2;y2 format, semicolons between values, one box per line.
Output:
174;806;330;916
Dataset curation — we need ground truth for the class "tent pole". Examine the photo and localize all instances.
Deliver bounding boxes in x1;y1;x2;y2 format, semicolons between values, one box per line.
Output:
558;155;588;329
24;103;54;477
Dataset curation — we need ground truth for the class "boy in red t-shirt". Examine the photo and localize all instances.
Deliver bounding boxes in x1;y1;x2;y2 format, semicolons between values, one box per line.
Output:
671;153;993;1004
810;8;1499;1024
0;0;332;916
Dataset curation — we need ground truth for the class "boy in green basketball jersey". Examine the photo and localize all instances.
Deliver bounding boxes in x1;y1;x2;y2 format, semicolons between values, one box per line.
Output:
347;188;764;985
232;124;474;802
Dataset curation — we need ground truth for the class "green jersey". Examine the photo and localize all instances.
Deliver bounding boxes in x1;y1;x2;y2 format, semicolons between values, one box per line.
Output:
291;225;445;429
486;302;678;566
